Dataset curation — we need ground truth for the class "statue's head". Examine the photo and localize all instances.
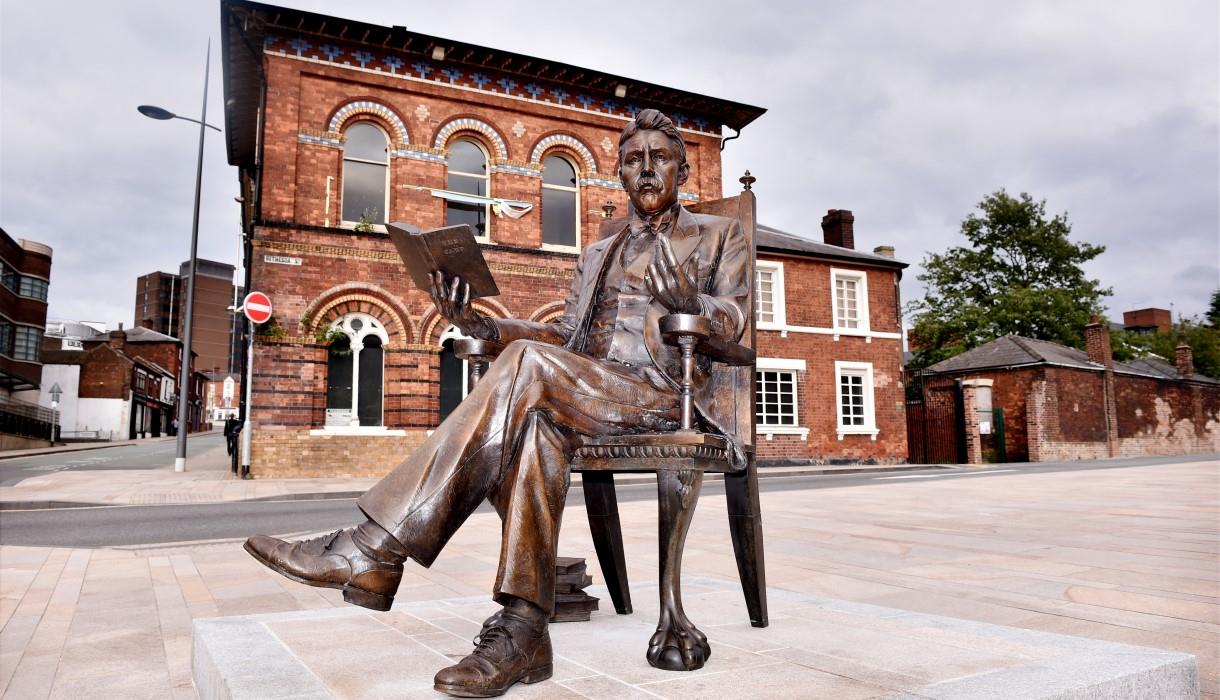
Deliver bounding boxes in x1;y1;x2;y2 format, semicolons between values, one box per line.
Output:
617;109;690;217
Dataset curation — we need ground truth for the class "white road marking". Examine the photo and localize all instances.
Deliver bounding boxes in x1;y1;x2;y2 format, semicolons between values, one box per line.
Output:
874;469;1018;480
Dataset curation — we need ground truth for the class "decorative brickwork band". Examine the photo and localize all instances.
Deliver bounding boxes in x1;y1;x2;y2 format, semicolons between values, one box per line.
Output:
328;100;410;145
301;285;416;347
433;117;508;159
529;134;599;175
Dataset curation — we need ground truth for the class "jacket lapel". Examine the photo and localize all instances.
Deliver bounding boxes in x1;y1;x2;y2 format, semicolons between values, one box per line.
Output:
568;221;629;352
666;206;702;270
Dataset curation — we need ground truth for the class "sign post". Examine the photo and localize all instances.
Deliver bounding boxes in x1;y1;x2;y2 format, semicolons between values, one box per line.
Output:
238;292;272;479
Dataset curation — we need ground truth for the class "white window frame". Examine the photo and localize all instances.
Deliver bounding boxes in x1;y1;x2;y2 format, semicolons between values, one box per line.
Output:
340;122;391;233
754;260;786;330
831;267;870;334
755;357;808;440
312;312;401;436
834;360;878;440
446;138;492;243
540;153;582;253
439;324;473;401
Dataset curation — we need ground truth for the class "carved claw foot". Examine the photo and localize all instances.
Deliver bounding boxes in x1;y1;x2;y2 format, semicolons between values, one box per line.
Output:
647;607;710;671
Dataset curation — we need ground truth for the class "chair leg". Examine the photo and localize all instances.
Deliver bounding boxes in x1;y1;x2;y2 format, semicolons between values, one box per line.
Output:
725;461;768;628
648;469;710;671
582;471;632;615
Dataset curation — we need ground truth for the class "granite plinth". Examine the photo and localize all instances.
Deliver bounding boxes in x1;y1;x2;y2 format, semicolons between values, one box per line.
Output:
192;577;1198;700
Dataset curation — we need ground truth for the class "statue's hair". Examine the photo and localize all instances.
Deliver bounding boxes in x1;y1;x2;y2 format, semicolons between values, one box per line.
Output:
618;109;687;165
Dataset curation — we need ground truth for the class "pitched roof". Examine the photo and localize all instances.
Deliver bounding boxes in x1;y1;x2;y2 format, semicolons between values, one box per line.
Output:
756;223;907;269
124;327;179;343
1125;356;1220;385
923;334;1166;380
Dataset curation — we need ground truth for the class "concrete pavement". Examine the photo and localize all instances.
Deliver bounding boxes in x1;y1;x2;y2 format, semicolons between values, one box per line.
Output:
0;448;1216;698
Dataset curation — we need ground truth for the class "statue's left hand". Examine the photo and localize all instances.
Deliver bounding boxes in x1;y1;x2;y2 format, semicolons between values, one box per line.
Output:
645;234;701;315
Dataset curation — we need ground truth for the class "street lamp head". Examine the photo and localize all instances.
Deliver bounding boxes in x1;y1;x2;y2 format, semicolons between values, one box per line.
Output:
137;105;176;121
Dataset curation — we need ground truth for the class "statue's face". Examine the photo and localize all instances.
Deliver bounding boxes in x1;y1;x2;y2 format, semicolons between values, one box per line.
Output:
618;129;689;216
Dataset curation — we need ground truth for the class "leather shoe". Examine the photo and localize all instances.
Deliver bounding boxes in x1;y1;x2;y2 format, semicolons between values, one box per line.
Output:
433;608;552;697
244;528;402;611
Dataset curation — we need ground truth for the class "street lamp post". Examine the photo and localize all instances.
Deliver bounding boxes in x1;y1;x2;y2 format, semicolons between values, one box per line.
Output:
139;39;221;473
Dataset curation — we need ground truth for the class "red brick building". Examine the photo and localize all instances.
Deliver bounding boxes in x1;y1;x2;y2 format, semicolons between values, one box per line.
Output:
220;0;908;476
919;322;1220;462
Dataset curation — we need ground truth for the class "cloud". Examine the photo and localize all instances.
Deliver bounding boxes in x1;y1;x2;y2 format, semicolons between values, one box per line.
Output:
1;0;1216;329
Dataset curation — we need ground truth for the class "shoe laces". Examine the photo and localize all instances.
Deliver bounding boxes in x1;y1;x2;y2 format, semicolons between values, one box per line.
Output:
300;530;343;552
471;625;516;661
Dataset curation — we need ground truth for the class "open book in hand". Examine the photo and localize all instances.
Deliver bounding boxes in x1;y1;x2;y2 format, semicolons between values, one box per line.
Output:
387;222;500;299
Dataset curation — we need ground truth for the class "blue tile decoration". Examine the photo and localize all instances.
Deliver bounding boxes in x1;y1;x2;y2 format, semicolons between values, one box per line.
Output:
491;163;542;177
411;60;432;78
266;35;721;135
530;134;598;175
298;133;342;148
580;176;623;190
433;117;508;159
288;37;311;57
327;100;411;146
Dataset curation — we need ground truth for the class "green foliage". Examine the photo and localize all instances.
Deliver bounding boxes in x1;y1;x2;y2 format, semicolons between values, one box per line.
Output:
255;314;287;340
1207;288;1220;329
353;207;380;233
907;190;1111;369
1112;320;1220;379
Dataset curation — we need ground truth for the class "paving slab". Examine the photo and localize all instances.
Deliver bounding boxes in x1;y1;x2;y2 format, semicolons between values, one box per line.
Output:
193;577;1197;700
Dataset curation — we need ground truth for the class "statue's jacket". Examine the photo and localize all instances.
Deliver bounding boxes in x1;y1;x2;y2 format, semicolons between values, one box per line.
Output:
488;205;751;468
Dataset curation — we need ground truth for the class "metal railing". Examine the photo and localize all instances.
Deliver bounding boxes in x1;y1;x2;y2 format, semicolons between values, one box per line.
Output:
0;395;58;440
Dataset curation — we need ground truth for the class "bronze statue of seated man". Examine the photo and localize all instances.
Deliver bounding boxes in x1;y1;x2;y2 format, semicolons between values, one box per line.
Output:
245;109;749;698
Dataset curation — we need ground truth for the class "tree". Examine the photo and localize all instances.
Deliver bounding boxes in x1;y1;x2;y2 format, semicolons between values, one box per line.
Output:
1113;320;1220;380
908;190;1111;368
1207;288;1220;329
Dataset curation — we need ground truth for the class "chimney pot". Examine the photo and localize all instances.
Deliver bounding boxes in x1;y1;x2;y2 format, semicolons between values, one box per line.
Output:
821;209;856;250
873;245;895;258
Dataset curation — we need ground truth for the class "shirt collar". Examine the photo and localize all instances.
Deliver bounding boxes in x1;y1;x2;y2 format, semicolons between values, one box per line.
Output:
629;202;682;237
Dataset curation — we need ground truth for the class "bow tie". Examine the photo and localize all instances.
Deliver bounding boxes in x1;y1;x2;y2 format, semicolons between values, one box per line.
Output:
629;204;680;237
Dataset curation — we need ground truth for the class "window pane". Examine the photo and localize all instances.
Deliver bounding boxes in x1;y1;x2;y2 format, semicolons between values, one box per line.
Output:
345;123;387;162
342;160;386;223
326;336;353;411
357;337;383;427
755;369;797;427
13;326;39;362
447;200;486;238
542;187;577;247
542;155;577;187
449;140;486;174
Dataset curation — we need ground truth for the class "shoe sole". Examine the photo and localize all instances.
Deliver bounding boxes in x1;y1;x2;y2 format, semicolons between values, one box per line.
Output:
242;540;394;612
433;664;553;698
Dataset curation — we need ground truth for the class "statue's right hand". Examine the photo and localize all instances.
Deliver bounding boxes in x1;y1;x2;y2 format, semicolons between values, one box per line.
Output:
429;271;496;340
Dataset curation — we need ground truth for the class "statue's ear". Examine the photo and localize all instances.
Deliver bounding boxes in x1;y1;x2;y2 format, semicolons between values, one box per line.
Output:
677;161;690;187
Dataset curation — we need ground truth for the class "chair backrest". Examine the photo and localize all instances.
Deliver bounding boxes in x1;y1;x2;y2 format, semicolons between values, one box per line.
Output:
684;188;756;454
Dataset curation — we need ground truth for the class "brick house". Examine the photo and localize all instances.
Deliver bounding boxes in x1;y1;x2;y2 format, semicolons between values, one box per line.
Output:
919;321;1220;463
38;325;208;439
220;0;907;476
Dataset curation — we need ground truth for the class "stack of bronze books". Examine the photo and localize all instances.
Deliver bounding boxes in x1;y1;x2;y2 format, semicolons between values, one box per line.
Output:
550;556;600;622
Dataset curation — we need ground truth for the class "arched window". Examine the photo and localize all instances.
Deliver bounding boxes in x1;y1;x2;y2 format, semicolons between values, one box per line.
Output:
446;139;489;239
324;313;387;427
342;122;389;226
541;154;579;249
437;325;473;423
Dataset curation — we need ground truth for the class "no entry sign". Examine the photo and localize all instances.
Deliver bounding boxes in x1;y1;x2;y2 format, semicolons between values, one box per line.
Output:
243;292;273;324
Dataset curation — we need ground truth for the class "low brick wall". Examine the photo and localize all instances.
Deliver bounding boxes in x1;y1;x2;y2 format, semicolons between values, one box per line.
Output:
250;427;429;478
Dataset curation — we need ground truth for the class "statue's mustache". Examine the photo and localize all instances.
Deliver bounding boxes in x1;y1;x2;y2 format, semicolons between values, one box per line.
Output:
634;177;661;191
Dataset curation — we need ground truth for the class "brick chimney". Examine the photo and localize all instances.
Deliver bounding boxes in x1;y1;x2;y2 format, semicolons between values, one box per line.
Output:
821;209;855;249
1175;342;1194;376
1083;316;1112;368
872;245;895;258
140;318;155;330
108;326;127;353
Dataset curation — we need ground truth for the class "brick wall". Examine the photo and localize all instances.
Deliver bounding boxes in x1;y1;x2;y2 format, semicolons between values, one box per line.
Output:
754;255;906;464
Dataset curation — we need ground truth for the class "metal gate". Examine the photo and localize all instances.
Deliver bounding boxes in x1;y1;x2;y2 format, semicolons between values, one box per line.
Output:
906;400;963;464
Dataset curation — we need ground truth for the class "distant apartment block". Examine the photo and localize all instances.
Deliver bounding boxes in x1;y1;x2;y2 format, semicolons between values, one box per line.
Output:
134;258;243;375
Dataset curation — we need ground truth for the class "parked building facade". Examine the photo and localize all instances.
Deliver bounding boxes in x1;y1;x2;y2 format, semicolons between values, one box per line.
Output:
221;0;907;476
0;229;55;448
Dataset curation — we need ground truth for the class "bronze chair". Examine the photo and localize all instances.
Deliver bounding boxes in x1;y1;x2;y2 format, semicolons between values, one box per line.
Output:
457;180;766;672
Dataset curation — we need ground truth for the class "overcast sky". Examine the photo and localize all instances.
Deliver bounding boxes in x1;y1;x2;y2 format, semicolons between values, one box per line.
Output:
2;0;1216;332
